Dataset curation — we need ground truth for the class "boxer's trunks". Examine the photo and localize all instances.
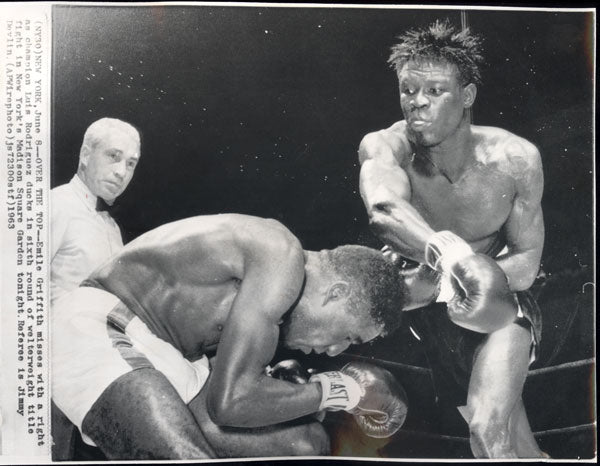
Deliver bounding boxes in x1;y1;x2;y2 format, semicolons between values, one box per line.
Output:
406;291;542;406
395;249;542;406
52;287;210;446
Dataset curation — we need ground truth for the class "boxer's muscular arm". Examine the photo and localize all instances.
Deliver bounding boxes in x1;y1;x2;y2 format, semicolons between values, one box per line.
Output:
358;128;434;263
206;236;322;428
495;141;545;291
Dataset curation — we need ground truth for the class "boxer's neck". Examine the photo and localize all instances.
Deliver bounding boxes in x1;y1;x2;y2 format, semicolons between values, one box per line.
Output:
417;117;473;183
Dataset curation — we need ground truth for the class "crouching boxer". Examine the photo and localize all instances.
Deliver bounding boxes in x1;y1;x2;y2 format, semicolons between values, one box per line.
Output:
51;214;408;460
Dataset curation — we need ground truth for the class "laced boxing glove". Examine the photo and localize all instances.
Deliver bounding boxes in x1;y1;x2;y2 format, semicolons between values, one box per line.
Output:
309;362;408;438
424;231;518;333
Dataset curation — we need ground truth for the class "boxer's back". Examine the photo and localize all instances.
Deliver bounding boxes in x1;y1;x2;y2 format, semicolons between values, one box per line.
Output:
88;214;299;359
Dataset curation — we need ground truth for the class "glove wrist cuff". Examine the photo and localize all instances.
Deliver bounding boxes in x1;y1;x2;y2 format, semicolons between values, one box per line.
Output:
425;231;473;272
309;371;360;412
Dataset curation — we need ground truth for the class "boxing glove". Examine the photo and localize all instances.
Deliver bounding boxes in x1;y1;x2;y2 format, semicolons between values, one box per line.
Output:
265;359;310;385
310;362;408;438
425;231;518;333
381;245;441;310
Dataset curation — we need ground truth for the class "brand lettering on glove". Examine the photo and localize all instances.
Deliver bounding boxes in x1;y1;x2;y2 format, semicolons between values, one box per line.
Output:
323;372;350;405
310;370;362;412
328;383;350;403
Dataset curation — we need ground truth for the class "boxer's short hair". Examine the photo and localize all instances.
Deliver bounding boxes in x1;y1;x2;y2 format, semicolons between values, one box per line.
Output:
388;18;485;86
325;245;406;336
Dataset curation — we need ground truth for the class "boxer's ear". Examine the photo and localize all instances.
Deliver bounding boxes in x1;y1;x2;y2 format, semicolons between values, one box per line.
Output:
463;83;477;108
323;281;350;305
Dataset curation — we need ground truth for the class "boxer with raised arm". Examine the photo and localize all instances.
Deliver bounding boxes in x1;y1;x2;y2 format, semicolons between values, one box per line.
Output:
358;20;545;458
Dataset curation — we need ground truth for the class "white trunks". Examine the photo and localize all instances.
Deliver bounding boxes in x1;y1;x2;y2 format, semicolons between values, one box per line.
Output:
52;286;210;446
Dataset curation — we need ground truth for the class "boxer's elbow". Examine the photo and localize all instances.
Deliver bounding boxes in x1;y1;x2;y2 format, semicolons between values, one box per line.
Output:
507;267;538;292
207;401;238;427
509;276;535;292
367;206;384;222
368;212;385;237
207;390;254;427
206;394;223;425
367;207;396;239
206;391;237;426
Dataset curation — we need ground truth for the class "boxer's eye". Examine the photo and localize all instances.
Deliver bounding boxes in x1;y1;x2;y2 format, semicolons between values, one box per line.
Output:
401;85;416;95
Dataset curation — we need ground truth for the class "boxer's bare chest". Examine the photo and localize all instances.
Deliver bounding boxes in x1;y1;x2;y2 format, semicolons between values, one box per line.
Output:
143;277;240;359
405;155;515;244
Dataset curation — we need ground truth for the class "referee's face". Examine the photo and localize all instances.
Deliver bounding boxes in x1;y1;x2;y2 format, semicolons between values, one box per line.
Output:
82;129;140;202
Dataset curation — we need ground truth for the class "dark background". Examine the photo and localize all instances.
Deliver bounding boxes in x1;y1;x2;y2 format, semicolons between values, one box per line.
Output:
52;5;595;460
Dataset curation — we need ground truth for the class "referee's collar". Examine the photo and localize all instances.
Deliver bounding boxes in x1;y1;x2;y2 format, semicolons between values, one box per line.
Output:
70;174;99;212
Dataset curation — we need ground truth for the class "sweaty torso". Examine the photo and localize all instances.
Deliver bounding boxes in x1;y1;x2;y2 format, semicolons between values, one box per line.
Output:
88;214;300;360
397;124;520;256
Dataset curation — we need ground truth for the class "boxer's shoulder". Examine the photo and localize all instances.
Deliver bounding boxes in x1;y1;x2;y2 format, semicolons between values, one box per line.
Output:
124;215;304;274
359;121;412;165
230;215;301;248
224;216;305;274
472;125;541;179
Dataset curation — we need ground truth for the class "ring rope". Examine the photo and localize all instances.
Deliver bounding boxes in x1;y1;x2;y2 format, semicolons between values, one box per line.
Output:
346;354;432;375
347;354;594;377
527;358;595;376
533;423;596;437
345;356;595;443
396;429;469;442
397;422;595;442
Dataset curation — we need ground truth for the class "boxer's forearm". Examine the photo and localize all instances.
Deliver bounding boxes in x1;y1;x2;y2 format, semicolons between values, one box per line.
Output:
495;250;542;292
209;376;322;428
368;205;434;263
497;164;544;292
360;159;434;262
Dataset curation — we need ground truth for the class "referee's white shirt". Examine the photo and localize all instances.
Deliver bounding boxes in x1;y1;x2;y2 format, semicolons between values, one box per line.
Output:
50;174;123;304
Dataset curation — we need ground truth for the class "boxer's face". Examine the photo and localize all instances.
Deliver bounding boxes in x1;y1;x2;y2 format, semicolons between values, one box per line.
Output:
81;129;140;202
398;59;476;147
282;302;383;357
